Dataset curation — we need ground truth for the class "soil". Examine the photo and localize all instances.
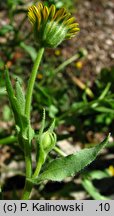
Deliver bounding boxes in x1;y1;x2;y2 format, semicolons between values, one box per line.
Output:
75;0;114;81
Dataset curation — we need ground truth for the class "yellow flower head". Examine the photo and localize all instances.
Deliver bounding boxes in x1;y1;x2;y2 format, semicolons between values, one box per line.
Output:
28;2;80;48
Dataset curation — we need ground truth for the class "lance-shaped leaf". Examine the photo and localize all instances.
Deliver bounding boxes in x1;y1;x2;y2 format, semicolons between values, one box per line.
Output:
5;68;34;149
15;80;25;115
5;68;16;108
28;135;110;184
5;68;22;125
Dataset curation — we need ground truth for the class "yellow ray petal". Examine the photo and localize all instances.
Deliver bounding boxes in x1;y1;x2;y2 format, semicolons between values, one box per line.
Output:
69;27;80;33
42;6;49;21
53;8;66;20
49;4;56;19
63;17;75;25
37;2;43;11
58;12;71;23
68;23;79;30
28;10;36;24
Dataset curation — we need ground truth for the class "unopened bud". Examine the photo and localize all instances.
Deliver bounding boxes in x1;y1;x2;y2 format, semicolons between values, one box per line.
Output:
40;131;56;153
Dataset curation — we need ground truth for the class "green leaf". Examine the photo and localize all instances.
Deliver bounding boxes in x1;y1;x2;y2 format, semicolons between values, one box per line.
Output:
93;106;114;114
82;177;110;200
20;42;37;61
28;135;110;184
48;105;58;118
0;87;6;95
70;101;86;112
89;170;110;180
15;80;25;114
5;68;34;149
5;69;22;125
11;96;23;126
48;119;55;132
3;105;12;121
19;114;34;143
0;25;14;36
98;83;111;100
17;114;34;150
5;68;15;105
5;68;25;126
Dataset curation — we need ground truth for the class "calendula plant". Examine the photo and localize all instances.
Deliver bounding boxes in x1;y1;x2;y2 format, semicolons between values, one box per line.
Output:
3;2;110;200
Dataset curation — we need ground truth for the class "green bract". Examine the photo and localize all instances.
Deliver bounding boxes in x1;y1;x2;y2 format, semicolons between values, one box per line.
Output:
28;3;80;48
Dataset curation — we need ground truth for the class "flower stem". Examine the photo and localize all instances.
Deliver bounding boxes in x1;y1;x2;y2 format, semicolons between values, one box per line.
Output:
21;180;33;200
22;157;43;200
32;158;43;179
21;138;32;200
22;47;44;200
25;47;44;120
54;146;67;157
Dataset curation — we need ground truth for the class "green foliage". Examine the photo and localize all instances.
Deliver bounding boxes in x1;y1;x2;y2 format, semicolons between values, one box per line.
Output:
7;0;24;10
82;177;109;200
15;80;25;114
20;42;37;62
0;25;14;36
28;135;110;184
5;68;34;150
96;67;114;92
2;105;12;121
81;170;111;200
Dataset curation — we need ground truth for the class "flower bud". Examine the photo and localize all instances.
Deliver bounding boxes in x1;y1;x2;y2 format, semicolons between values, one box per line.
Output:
28;3;80;48
40;131;56;153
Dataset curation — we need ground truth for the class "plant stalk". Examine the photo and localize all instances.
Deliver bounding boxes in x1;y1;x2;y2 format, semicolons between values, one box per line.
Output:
54;146;66;157
22;47;44;200
25;47;44;120
21;180;33;200
22;157;43;199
